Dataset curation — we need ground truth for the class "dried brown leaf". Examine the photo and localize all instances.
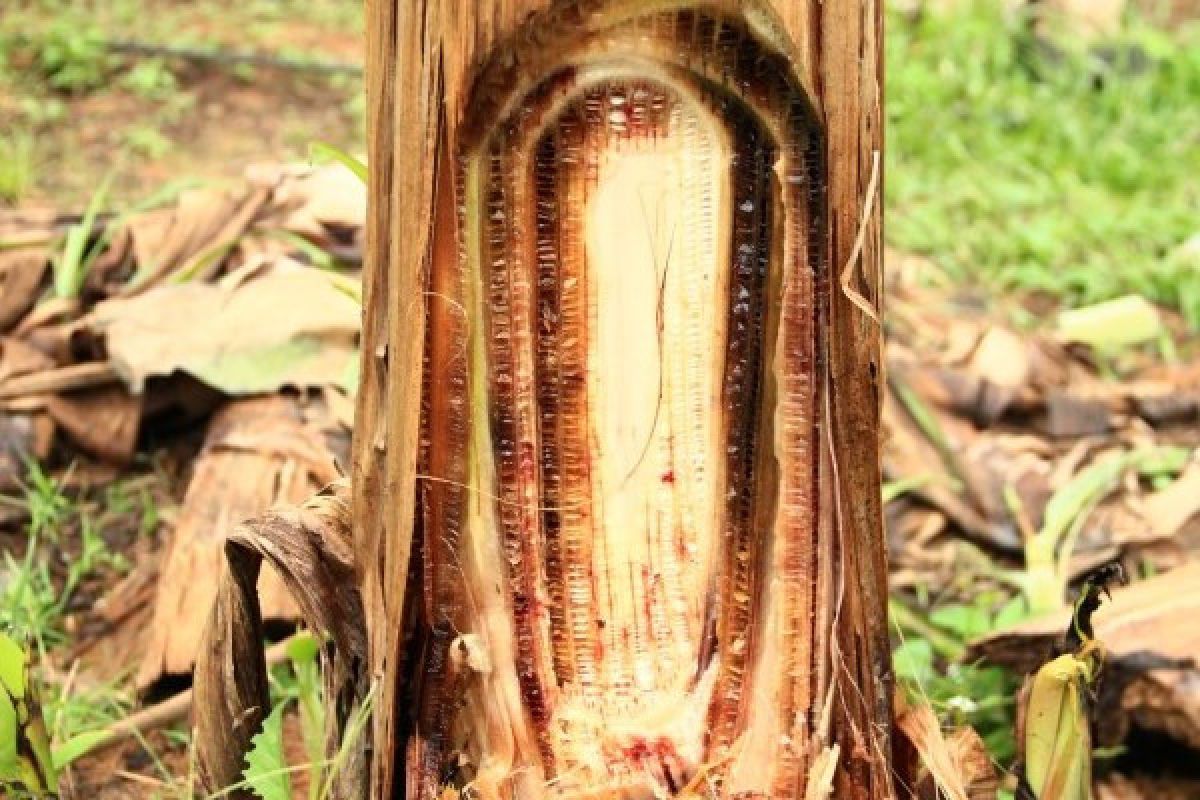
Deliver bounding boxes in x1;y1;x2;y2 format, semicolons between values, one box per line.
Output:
90;262;359;395
1044;389;1113;438
0;208;62;245
139;396;340;688
963;326;1031;421
125;187;271;291
45;385;142;465
0;361;118;400
0;248;49;332
883;389;1020;552
895;701;970;800
0;336;56;383
1141;464;1200;539
193;479;367;800
265;165;367;242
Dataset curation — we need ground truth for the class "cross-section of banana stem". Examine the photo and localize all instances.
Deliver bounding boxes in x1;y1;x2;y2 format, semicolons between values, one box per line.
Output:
355;2;890;799
397;10;845;798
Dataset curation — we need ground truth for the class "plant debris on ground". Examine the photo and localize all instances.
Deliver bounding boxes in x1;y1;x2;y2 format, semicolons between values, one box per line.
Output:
1;1;1199;799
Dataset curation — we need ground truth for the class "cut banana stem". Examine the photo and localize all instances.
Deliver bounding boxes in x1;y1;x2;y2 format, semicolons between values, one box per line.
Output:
413;7;831;799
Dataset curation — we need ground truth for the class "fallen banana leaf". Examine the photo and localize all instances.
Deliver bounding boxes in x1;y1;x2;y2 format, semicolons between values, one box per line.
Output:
1043;390;1111;438
124;185;271;292
0;336;55;387
883;389;1020;552
139;395;341;688
966;326;1031;420
0;362;119;401
246;163;364;256
193;479;369;800
90;263;360;395
44;385;142;465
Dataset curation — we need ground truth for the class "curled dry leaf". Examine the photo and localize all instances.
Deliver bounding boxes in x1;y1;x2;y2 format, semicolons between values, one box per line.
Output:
0;336;55;386
965;325;1032;422
194;478;368;800
82;225;134;298
0;362;118;402
883;385;1020;552
253;164;367;249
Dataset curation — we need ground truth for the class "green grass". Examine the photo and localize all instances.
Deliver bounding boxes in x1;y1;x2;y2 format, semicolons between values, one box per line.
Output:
0;464;181;793
0;132;37;204
0;0;364;207
0;0;361;49
888;3;1200;323
32;15;115;92
0;463;129;651
892;588;1024;765
887;4;1200;777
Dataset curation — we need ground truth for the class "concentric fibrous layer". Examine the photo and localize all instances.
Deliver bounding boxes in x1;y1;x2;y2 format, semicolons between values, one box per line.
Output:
413;7;829;799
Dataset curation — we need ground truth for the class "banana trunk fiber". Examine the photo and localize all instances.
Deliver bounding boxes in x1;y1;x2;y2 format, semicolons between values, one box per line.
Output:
355;2;889;798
